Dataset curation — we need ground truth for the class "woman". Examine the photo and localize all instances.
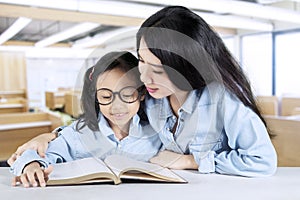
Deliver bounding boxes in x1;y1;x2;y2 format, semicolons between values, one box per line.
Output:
136;6;277;177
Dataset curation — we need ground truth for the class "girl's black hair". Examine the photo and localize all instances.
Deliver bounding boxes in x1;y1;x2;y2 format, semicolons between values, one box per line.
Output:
136;6;270;135
76;51;146;132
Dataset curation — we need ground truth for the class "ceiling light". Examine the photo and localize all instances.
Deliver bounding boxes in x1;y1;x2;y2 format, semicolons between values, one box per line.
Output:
0;17;32;45
122;0;300;24
195;11;273;31
0;0;273;31
72;27;138;49
35;22;100;48
0;45;94;58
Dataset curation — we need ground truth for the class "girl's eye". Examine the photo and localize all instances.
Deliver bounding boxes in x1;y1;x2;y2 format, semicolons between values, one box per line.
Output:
101;96;112;99
123;94;134;97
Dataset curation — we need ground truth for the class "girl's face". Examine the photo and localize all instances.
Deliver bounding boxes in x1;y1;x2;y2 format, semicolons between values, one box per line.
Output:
138;38;178;99
96;68;141;132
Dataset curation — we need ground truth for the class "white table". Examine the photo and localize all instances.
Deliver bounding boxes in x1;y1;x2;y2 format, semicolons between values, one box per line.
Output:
1;167;299;200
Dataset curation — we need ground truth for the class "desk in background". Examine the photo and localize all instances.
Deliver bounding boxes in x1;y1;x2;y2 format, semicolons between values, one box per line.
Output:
0;112;62;161
45;91;66;110
0;167;299;200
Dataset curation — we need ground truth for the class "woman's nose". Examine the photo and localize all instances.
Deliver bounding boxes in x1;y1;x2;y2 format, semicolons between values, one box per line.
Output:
139;66;152;85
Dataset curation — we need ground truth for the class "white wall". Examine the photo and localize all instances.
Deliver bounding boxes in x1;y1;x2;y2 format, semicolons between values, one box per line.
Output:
26;58;90;108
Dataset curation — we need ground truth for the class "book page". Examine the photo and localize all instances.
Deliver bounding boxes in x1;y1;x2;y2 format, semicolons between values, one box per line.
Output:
104;155;187;183
48;157;118;185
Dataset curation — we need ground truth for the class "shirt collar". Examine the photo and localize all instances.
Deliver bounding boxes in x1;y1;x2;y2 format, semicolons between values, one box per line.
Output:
180;90;201;114
98;113;115;138
128;114;143;138
160;90;201;116
98;113;143;138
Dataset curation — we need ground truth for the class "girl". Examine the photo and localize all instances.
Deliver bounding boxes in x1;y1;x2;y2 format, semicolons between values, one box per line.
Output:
9;51;161;187
137;6;277;177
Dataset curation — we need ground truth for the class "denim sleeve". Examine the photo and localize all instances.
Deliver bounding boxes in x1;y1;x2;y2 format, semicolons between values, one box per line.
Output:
191;151;216;173
10;125;82;176
10;149;49;176
214;91;277;177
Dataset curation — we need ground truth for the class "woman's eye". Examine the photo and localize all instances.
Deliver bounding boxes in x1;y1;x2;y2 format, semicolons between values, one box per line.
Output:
138;58;145;63
153;70;163;74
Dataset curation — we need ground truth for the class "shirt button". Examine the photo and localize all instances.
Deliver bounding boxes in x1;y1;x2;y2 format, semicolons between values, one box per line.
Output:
180;118;184;122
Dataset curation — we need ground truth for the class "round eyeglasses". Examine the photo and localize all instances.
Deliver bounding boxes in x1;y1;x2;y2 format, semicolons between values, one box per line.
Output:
96;86;141;105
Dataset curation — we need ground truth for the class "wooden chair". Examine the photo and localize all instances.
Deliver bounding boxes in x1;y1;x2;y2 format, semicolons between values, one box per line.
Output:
256;96;278;115
64;92;82;118
281;97;300;116
45;91;65;110
291;107;300;116
265;116;300;166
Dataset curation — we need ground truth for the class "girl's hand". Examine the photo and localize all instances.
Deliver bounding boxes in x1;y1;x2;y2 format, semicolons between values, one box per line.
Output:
150;150;198;170
7;132;56;166
11;162;53;187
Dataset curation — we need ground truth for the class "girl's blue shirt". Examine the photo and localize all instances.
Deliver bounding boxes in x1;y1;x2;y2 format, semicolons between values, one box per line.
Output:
10;114;162;176
145;82;277;177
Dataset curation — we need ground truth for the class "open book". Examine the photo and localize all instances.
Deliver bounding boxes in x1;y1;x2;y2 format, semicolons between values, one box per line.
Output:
47;155;187;185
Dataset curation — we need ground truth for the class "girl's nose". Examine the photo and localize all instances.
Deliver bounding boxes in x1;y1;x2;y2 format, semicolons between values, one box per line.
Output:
110;96;126;110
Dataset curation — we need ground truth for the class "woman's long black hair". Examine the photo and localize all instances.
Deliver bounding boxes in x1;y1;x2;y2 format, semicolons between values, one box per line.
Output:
136;6;269;134
76;51;146;132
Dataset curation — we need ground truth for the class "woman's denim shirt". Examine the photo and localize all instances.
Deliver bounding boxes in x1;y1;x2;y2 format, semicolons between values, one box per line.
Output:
10;114;162;176
145;82;277;177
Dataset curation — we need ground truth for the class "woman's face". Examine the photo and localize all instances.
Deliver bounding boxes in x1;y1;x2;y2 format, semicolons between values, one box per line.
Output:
138;38;178;99
96;68;140;132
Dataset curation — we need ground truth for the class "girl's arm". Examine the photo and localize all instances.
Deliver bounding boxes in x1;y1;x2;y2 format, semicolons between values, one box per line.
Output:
12;162;53;187
10;125;81;178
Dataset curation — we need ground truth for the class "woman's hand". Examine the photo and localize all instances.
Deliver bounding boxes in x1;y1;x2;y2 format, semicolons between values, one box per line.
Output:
11;162;53;187
150;150;198;170
7;132;56;166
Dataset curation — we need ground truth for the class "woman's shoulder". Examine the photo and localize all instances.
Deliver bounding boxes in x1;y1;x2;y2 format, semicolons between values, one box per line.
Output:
197;82;242;106
197;82;226;104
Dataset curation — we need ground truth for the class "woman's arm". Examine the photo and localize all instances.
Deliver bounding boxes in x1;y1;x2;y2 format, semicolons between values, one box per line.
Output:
7;127;63;166
207;91;277;176
215;100;277;177
150;150;198;170
189;89;277;177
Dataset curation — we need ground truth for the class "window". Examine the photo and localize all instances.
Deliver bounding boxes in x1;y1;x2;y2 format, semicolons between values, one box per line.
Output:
241;33;273;96
275;30;300;96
